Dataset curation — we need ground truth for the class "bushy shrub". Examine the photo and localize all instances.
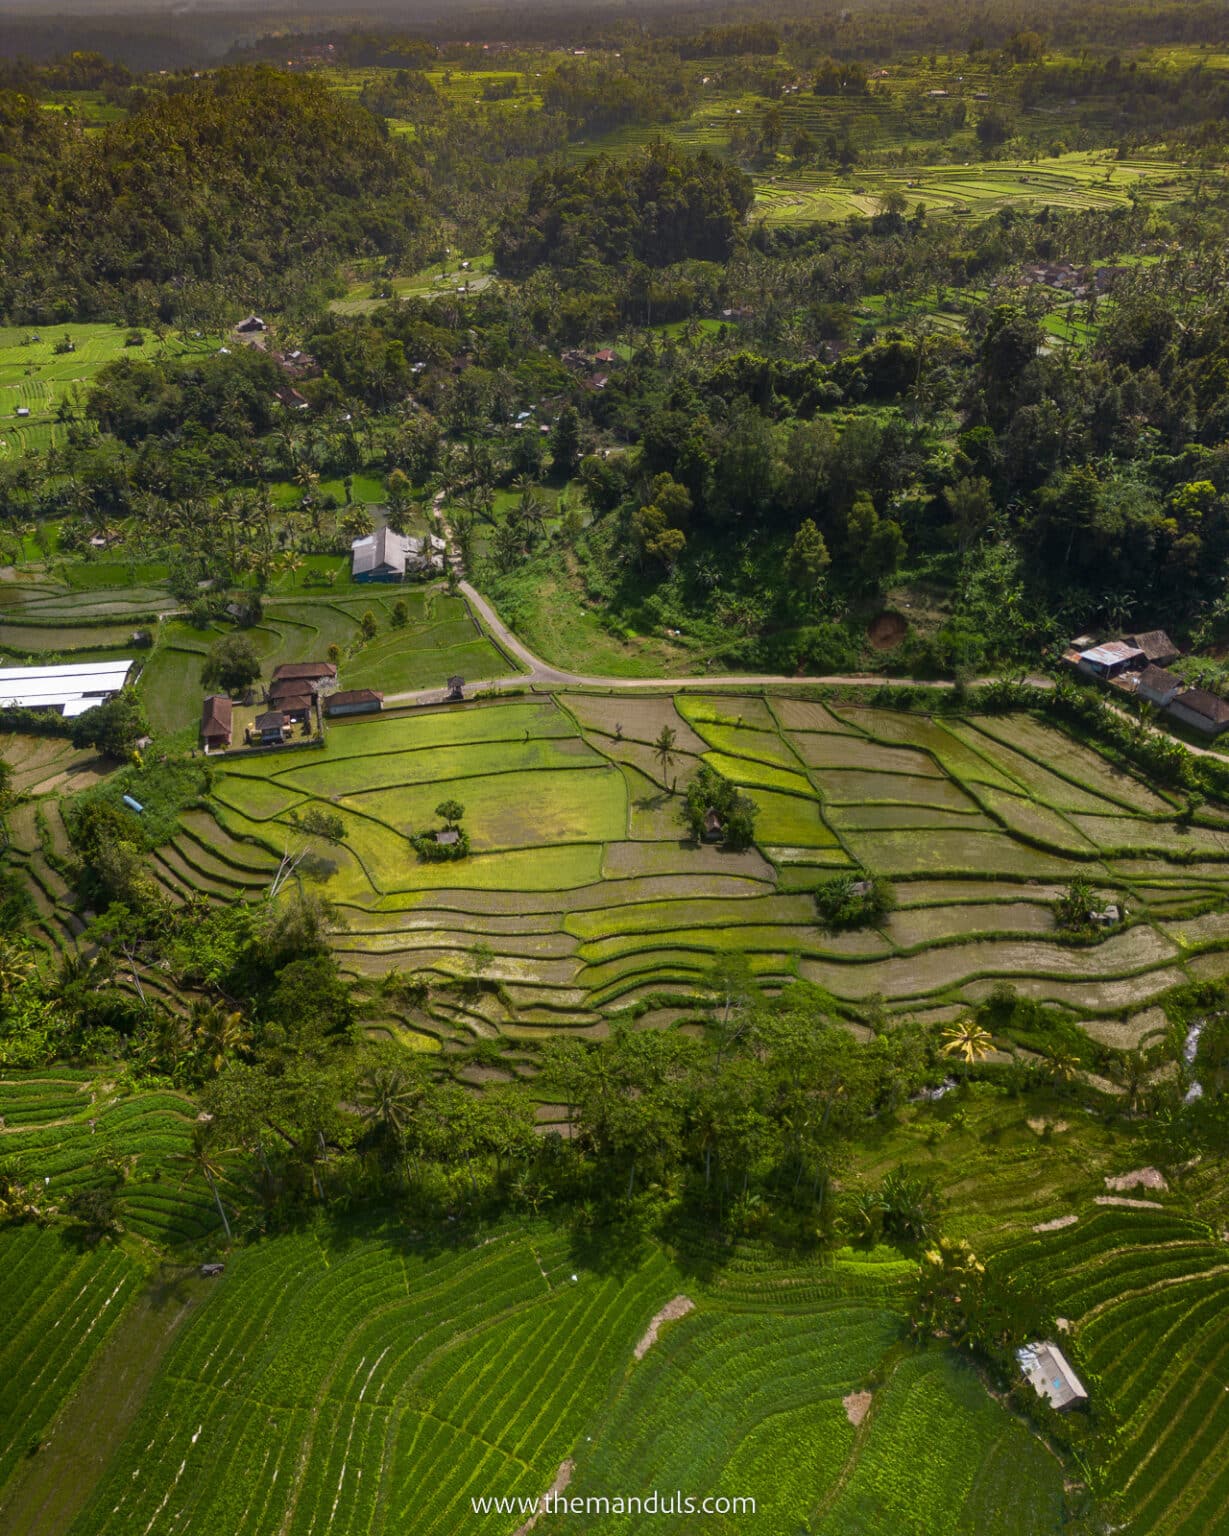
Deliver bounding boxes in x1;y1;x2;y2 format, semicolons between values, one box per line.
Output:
814;871;895;930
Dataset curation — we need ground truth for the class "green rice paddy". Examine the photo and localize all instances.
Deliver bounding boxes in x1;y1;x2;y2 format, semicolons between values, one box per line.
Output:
129;688;1228;1048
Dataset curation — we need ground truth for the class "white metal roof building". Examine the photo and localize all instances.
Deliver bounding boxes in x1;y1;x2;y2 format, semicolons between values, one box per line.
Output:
0;659;134;718
1017;1341;1088;1411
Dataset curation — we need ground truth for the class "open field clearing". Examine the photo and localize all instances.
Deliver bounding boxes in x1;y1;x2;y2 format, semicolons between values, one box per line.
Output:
109;693;1229;1042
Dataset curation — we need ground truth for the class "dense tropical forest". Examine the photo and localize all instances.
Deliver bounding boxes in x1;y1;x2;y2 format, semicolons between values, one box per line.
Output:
4;2;1229;1531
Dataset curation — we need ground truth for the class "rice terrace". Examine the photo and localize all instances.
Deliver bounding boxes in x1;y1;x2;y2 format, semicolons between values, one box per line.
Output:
8;0;1229;1532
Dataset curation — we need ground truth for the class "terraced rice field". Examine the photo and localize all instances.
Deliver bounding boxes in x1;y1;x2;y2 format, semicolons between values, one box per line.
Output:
161;691;1229;1047
0;323;213;459
993;1208;1229;1535
0;1072;219;1246
752;153;1192;224
33;1219;1062;1536
0;1224;142;1496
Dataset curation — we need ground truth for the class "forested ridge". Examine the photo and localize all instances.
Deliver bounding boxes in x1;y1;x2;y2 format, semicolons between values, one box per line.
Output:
0;69;426;322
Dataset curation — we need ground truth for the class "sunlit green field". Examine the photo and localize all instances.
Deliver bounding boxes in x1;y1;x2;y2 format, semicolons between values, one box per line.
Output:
0;324;214;459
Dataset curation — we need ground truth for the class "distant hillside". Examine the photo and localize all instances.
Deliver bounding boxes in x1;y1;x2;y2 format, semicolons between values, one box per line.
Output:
0;67;427;324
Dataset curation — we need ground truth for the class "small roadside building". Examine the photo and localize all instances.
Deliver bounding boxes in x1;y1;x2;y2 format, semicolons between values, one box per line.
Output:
1167;687;1229;737
446;675;466;702
200;694;233;752
1017;1341;1088;1411
1128;630;1180;668
1136;666;1183;707
324;688;383;718
1076;641;1145;681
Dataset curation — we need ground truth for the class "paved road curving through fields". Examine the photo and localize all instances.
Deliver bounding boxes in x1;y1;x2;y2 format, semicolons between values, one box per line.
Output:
382;579;1055;706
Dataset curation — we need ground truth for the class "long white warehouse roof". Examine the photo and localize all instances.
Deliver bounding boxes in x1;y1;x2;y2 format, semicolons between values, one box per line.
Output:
0;658;134;715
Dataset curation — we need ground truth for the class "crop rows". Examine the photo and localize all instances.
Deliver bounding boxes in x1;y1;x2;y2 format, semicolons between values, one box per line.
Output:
0;1224;141;1492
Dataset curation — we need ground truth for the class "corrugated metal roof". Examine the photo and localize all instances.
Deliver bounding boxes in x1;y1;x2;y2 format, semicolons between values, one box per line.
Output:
0;659;133;714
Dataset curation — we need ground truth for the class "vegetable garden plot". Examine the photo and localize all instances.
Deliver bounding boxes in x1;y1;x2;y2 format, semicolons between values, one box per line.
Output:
970;716;1176;814
830;711;1021;791
974;788;1101;854
562;693;708;753
771;697;859;734
788;731;946;776
843;827;1092;879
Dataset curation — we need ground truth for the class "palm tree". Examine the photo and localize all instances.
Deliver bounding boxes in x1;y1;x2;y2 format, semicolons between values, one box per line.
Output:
938;1018;993;1070
653;726;678;794
1044;1048;1082;1089
189;999;249;1074
174;1129;235;1242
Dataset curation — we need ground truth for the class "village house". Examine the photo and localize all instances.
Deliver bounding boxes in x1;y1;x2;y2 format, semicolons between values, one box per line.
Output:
1136;665;1183;708
1076;640;1146;680
1016;1342;1088;1411
1167;687;1229;737
235;314;266;334
277;693;313;725
324;688;384;718
1127;629;1180;668
273;385;310;411
200;694;233;752
252;709;287;745
270;661;336;691
351;527;414;582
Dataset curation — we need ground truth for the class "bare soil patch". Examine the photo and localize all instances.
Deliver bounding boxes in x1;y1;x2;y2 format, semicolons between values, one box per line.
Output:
843;1390;873;1426
867;611;908;651
1105;1166;1168;1193
1034;1214;1079;1233
1095;1195;1164;1209
513;1460;574;1536
635;1295;695;1360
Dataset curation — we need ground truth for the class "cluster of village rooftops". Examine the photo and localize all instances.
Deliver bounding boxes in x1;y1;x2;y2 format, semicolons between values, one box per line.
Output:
1064;628;1229;735
200;661;385;753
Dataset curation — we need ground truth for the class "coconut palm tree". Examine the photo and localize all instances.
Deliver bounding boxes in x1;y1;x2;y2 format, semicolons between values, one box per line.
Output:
653;726;678;794
174;1129;235;1242
938;1018;993;1070
189;999;250;1075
